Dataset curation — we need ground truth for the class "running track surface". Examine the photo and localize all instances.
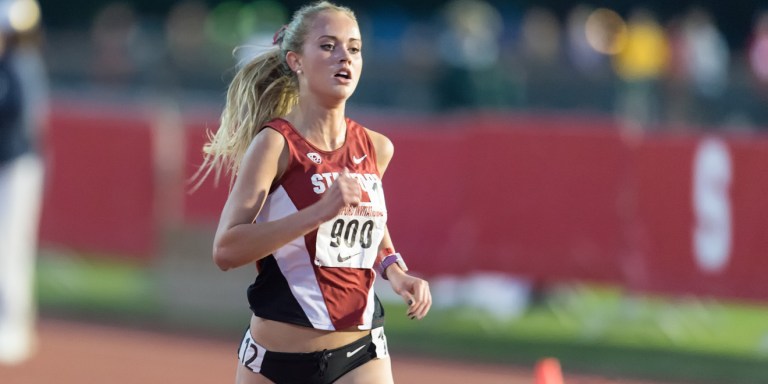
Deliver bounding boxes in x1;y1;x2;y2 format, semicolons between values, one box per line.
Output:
1;319;677;384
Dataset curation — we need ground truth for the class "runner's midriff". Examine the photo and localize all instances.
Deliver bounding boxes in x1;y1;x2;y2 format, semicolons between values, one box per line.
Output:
249;315;370;352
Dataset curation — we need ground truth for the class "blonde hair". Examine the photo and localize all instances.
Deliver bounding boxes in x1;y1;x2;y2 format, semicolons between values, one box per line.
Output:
193;1;357;189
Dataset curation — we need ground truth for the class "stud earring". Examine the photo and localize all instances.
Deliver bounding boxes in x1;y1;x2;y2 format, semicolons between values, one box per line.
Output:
296;69;302;75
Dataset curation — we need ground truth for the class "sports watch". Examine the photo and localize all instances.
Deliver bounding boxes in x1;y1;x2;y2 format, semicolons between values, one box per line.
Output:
378;252;408;280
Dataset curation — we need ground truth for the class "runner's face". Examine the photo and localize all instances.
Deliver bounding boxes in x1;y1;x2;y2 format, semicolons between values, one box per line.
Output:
297;11;362;103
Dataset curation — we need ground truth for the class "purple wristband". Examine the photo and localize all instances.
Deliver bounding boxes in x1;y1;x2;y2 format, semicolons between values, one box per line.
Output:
377;253;407;280
379;254;400;280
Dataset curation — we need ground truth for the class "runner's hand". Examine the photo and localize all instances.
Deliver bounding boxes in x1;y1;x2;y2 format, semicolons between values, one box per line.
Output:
387;268;431;320
317;168;361;220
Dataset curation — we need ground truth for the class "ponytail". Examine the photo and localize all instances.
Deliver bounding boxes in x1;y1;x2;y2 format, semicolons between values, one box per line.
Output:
192;1;356;191
192;48;298;189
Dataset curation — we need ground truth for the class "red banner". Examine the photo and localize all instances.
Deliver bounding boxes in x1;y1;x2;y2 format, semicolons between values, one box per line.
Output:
629;136;768;301
38;102;768;301
39;102;156;258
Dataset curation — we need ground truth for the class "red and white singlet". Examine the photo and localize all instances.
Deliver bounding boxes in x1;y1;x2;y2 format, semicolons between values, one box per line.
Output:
247;117;388;331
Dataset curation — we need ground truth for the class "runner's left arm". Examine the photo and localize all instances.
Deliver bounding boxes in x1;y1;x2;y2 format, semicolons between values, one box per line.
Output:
367;128;432;320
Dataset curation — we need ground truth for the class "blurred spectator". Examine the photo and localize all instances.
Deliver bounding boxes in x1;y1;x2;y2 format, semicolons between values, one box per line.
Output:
520;6;561;65
665;7;730;128
749;12;768;89
583;7;628;55
397;19;442;110
89;2;140;88
681;8;729;99
435;0;506;110
612;8;670;131
163;0;217;91
681;7;730;126
520;6;581;110
748;11;768;125
565;4;607;76
0;0;47;365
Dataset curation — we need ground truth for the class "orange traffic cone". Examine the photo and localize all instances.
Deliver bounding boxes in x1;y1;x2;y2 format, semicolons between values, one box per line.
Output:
535;357;564;384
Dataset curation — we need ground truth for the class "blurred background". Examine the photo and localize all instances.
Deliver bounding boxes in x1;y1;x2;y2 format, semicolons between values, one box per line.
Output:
40;0;768;128
4;0;768;383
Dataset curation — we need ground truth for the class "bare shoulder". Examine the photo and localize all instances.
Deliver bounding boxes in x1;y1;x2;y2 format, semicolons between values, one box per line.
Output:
233;127;289;196
241;126;288;171
364;127;394;175
246;127;286;158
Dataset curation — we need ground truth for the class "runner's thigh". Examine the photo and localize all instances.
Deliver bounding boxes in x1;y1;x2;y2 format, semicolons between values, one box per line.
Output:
336;356;393;384
235;363;273;384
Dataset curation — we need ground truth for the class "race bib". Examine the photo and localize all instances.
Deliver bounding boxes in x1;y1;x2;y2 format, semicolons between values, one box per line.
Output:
314;176;387;269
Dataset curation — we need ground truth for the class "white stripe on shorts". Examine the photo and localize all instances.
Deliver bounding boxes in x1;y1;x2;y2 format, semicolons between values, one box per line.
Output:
238;329;266;373
371;327;389;358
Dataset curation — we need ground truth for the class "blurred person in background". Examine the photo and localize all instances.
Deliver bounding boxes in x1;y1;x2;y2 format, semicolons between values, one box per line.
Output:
89;2;140;89
665;7;729;128
195;1;431;383
519;6;566;109
520;6;561;66
612;8;669;132
566;4;608;77
748;10;768;126
0;0;47;365
680;7;730;126
748;11;768;85
162;0;213;92
435;0;505;110
563;5;615;112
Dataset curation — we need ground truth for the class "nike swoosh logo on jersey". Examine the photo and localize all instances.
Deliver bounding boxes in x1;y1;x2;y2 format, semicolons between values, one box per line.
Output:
352;154;367;164
337;252;361;263
346;344;366;358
